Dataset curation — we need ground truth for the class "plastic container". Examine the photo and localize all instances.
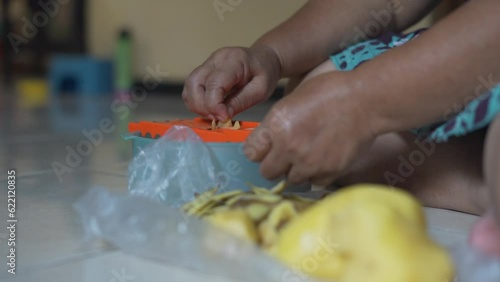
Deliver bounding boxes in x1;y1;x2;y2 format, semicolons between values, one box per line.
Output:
128;118;259;142
127;118;280;188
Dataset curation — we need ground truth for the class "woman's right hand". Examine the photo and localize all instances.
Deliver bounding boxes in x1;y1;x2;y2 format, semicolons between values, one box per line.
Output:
182;46;282;121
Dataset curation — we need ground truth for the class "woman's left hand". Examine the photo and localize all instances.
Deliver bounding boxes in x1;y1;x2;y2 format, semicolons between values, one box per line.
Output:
244;71;379;185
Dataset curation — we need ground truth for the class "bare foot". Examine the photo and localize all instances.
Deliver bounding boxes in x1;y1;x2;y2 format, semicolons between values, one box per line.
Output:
470;211;500;256
470;116;500;256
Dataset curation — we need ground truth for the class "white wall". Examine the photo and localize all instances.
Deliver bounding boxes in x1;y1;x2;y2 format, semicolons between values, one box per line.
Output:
87;0;440;83
87;0;307;82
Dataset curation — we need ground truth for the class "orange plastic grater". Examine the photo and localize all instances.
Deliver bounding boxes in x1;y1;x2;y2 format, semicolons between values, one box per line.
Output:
128;118;260;143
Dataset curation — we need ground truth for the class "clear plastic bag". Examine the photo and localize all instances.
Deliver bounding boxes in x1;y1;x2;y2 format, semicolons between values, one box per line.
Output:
127;125;250;207
128;126;221;206
452;243;500;282
75;126;500;282
74;187;296;282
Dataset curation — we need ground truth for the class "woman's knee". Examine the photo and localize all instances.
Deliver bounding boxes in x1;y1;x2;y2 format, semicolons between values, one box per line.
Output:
484;115;500;218
484;116;500;184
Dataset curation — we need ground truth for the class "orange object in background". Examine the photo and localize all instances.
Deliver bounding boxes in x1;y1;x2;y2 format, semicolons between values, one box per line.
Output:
128;118;260;143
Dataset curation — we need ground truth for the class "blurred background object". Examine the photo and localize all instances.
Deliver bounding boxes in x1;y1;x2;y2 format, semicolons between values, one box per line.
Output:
2;0;85;80
1;0;463;91
113;28;133;157
114;28;132;93
48;55;112;132
15;76;47;108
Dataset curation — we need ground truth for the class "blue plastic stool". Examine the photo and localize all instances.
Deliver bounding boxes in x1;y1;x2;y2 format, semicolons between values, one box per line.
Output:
49;55;113;132
49;55;113;96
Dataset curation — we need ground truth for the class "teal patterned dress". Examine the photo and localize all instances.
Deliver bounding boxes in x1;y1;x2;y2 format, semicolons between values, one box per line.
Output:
331;29;500;142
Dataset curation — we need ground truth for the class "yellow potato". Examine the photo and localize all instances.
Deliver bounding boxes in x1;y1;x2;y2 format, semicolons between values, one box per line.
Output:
206;209;259;243
270;185;454;282
258;200;299;248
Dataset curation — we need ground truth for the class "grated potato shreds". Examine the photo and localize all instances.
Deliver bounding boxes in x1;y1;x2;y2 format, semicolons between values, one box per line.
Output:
211;119;241;130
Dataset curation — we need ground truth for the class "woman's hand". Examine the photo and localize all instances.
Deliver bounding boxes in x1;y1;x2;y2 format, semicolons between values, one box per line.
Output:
244;72;378;186
182;46;281;121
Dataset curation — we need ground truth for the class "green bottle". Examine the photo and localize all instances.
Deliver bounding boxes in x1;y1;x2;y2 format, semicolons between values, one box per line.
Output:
115;29;133;91
114;29;134;160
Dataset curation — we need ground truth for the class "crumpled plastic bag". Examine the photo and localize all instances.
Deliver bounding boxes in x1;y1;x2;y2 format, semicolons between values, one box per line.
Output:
452;243;500;282
127;125;244;207
74;187;304;282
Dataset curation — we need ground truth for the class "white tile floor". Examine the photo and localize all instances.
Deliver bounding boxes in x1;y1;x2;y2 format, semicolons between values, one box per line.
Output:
0;91;480;281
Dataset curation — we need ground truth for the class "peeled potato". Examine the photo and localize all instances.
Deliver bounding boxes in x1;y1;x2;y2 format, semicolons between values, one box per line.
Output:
270;185;454;282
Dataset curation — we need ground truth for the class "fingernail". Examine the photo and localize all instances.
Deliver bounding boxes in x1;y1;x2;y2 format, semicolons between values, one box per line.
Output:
216;115;226;122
